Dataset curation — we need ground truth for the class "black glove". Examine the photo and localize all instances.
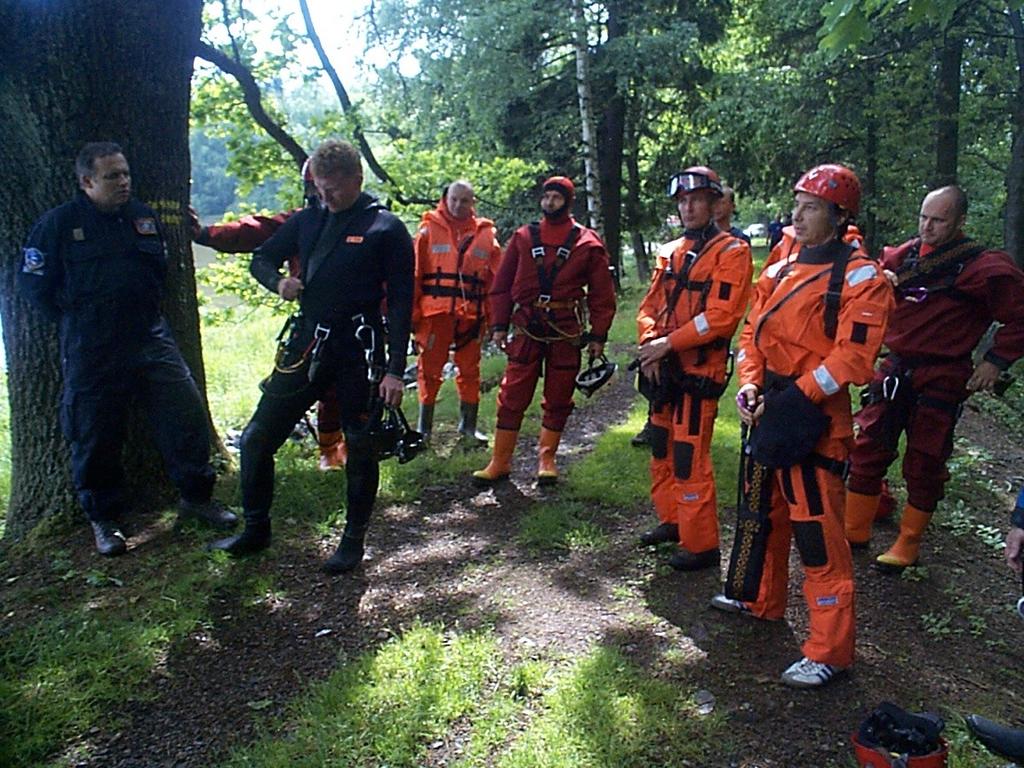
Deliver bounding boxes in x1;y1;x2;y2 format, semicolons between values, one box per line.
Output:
749;383;830;468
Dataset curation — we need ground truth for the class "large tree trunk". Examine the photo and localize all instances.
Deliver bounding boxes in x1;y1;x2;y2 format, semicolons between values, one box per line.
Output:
933;34;963;187
597;2;626;290
1006;9;1024;267
623;99;650;283
0;0;207;538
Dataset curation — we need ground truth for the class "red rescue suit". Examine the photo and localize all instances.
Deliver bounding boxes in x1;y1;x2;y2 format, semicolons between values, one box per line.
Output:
489;217;616;431
738;241;893;667
847;236;1024;511
413;199;501;405
637;229;753;555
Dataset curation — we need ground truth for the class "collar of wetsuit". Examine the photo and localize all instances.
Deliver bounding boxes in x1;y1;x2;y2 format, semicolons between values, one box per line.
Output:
796;238;844;265
682;222;720;242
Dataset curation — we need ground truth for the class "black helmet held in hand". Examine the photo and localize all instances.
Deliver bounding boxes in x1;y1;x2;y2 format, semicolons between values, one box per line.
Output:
576;354;617;398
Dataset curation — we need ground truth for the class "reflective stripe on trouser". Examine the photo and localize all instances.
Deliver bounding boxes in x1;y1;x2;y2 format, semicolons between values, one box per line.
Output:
748;438;855;668
495;335;579;432
415;314;482;405
649;394;719;553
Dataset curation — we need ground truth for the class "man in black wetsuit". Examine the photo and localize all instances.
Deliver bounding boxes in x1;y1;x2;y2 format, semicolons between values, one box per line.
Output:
209;139;414;574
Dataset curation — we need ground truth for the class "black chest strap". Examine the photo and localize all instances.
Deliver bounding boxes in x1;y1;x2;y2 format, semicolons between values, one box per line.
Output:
529;222;581;300
823;247;851;340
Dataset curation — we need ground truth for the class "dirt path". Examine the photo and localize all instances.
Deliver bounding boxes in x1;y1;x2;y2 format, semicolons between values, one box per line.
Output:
25;379;1024;767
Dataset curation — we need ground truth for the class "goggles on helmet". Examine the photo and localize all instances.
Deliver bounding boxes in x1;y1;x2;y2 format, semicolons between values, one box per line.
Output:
667;172;723;198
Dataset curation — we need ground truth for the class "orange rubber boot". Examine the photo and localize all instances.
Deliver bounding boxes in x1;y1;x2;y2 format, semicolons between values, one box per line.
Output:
537;428;562;486
876;504;931;571
318;431;347;471
472;429;518;485
844;490;879;548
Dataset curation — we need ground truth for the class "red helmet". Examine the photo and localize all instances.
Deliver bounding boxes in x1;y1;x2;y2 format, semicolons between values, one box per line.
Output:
794;164;861;215
667;165;723;198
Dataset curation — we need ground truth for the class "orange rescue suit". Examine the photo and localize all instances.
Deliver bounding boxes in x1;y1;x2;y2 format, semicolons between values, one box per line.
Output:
737;239;893;668
637;229;753;555
413;200;502;406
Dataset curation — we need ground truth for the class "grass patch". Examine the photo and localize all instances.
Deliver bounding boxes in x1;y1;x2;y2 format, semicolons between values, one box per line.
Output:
221;624;501;767
491;646;724;767
518;501;609;553
0;545;235;768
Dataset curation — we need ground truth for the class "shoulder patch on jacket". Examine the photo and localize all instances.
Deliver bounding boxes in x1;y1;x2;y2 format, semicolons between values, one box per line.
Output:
22;247;45;274
134;217;157;236
846;264;877;287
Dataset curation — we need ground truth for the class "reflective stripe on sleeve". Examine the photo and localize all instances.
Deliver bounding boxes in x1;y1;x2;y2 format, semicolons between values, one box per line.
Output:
846;264;877;287
813;364;840;395
694;313;710;336
431;244;451;253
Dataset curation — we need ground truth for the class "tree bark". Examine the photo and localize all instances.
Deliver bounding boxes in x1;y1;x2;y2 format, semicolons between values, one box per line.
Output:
1006;9;1024;267
597;2;626;289
623;98;650;282
0;0;207;537
933;33;963;187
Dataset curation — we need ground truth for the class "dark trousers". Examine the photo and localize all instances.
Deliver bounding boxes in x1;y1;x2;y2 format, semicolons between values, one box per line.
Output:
847;361;966;512
240;344;379;535
61;335;214;523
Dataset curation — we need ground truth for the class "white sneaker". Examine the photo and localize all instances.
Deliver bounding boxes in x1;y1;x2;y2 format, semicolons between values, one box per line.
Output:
780;657;846;689
710;593;751;615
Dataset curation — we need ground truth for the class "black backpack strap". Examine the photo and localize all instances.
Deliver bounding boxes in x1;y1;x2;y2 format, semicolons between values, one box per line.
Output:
824;244;854;340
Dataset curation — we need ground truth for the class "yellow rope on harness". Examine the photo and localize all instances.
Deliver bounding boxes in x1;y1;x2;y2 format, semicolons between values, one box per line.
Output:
515;298;588;343
273;341;313;374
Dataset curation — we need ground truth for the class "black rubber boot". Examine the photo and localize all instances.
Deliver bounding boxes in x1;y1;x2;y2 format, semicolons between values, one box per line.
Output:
457;401;488;446
91;520;127;557
966;715;1024;761
323;531;365;574
417;403;434;442
179;498;238;529
631;419;652;447
668;547;720;572
208;510;270;555
639;522;679;546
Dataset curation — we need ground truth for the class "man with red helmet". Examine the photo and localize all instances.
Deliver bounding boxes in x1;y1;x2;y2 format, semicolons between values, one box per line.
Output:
714;163;893;688
412;180;502;444
844;185;1024;570
189;159;348;470
636;165;753;570
473;176;616;485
